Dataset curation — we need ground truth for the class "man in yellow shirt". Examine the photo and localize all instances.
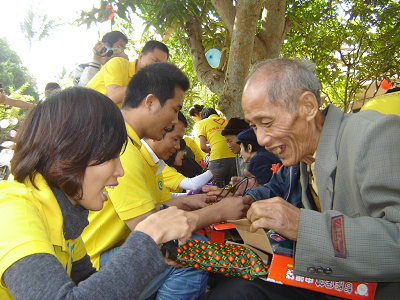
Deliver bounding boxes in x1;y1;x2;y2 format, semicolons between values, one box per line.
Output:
86;40;169;107
83;62;253;300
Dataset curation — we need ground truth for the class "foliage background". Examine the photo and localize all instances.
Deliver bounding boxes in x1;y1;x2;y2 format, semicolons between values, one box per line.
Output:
78;0;400;117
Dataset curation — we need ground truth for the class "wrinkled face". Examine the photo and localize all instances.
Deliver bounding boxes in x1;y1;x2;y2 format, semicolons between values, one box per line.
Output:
147;87;184;141
152;121;185;161
242;78;312;167
224;135;241;154
174;150;185;166
191;113;201;123
239;143;252;163
71;157;124;211
137;48;168;70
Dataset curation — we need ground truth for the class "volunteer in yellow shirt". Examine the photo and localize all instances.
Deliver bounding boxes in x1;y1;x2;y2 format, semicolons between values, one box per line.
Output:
360;89;400;116
197;107;236;187
0;87;195;300
82;63;209;300
87;40;169;107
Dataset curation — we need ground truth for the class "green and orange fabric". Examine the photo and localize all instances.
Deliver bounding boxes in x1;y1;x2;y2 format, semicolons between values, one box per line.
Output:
175;240;269;280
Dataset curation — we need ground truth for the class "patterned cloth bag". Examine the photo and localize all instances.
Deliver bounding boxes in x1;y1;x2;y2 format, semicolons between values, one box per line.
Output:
175;239;269;280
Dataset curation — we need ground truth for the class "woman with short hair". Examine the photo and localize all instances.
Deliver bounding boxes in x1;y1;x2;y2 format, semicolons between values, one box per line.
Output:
0;87;197;300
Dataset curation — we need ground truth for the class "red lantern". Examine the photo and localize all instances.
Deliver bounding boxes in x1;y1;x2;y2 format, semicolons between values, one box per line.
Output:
381;79;392;90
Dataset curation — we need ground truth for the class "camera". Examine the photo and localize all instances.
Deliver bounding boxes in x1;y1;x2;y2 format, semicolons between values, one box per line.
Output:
93;42;122;57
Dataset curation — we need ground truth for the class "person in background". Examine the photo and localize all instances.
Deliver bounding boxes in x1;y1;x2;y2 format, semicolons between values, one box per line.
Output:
183;136;206;165
189;104;204;123
0;87;197;300
236;128;282;185
44;82;61;98
360;86;400;115
197;107;236;187
220;117;250;178
188;104;204;138
86;40;169;107
0;85;36;109
163;132;214;194
74;31;129;87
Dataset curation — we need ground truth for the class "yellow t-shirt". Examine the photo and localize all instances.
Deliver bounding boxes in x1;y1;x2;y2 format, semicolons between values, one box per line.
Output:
86;58;137;108
197;114;235;161
81;123;170;269
163;165;185;193
184;136;205;162
0;175;87;299
360;91;400;116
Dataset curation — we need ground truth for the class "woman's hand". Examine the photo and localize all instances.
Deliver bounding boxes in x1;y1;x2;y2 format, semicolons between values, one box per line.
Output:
135;207;199;245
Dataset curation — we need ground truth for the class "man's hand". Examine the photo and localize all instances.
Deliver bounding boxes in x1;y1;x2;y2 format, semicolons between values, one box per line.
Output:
229;170;259;196
135;207;199;245
217;195;255;221
202;185;228;200
116;52;129;61
0;92;6;104
93;42;109;64
180;193;214;211
247;197;300;241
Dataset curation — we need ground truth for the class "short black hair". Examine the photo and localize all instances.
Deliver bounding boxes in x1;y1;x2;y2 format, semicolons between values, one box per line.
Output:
141;40;169;59
241;141;261;152
122;62;189;109
165;139;186;167
189;104;204;116
178;111;188;127
200;107;219;120
102;31;128;46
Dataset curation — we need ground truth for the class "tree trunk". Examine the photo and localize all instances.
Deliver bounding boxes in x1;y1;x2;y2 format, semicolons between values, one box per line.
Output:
185;0;288;118
219;0;263;118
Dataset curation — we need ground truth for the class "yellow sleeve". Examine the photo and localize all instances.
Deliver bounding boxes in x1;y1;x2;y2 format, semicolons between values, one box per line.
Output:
197;119;207;138
0;193;55;286
72;236;87;262
104;57;130;87
184;137;205;162
108;144;156;221
162;165;185;191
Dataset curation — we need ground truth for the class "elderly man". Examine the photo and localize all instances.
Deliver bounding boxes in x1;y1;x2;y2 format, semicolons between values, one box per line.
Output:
202;59;400;300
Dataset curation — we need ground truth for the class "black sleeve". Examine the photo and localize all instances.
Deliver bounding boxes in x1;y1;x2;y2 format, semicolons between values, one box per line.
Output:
3;231;167;300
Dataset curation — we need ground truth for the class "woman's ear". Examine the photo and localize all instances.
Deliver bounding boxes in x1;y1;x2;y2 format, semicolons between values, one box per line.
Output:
247;144;253;153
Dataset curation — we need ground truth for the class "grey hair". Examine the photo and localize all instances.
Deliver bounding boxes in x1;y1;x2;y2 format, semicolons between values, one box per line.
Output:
246;58;321;113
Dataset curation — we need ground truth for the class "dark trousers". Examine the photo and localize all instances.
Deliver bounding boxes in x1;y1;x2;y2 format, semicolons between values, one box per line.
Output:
201;277;328;300
208;157;237;188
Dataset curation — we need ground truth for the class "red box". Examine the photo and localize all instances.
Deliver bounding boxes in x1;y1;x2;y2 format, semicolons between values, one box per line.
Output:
267;254;376;300
230;219;377;300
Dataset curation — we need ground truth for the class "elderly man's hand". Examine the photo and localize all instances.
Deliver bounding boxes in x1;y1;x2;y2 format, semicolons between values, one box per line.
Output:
247;197;300;241
229;170;258;196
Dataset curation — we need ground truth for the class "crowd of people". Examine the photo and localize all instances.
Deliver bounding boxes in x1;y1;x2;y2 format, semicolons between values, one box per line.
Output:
0;29;399;300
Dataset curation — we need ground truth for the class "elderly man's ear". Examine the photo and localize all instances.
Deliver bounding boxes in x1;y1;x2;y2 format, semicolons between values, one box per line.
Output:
298;91;319;122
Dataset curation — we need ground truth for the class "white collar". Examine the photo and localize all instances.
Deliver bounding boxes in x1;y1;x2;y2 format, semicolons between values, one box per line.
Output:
141;139;166;175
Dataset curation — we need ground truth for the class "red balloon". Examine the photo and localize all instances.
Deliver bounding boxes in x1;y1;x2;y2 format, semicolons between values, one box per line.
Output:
381;79;392;90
